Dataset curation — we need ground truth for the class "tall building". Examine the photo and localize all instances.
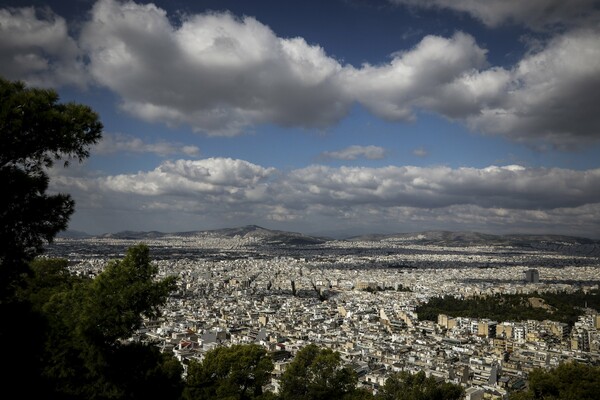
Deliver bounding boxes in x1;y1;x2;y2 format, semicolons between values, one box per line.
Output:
523;268;540;283
438;314;457;329
478;320;498;338
496;322;514;339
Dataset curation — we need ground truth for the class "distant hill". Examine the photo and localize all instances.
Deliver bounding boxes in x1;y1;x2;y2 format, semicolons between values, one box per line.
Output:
199;225;330;245
348;230;506;244
348;230;600;256
349;230;596;244
99;230;167;240
94;225;329;246
74;226;599;256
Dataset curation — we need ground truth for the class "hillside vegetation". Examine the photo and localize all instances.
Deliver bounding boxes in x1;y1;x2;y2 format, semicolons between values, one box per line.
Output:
417;290;600;325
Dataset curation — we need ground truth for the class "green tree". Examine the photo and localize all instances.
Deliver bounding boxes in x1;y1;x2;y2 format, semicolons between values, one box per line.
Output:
0;77;102;398
184;344;274;400
24;257;83;311
416;291;600;326
278;344;358;400
0;77;102;298
509;362;600;400
33;245;180;399
0;77;184;399
377;371;464;400
345;388;377;399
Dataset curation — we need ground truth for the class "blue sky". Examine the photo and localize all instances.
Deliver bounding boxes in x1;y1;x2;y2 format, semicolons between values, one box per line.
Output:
2;0;600;238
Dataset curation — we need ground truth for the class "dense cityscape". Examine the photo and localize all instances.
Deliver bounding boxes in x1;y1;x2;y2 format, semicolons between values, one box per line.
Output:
45;226;600;400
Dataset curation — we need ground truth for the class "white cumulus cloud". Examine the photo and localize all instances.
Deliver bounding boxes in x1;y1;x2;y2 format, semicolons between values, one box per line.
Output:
466;28;600;149
97;158;276;199
280;164;600;210
0;6;85;87
389;0;599;30
412;147;429;157
95;133;200;157
319;145;387;161
79;0;347;136
342;32;489;121
2;0;599;149
50;159;600;237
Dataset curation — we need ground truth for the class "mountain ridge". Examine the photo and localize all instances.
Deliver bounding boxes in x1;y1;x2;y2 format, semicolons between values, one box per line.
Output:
78;225;329;246
59;226;600;248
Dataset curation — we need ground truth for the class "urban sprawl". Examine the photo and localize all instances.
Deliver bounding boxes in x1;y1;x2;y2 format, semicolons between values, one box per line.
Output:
45;230;600;400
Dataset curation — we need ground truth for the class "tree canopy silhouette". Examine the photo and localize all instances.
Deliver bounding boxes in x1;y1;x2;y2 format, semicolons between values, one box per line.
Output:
0;77;102;398
0;77;102;299
184;344;274;400
279;344;359;400
27;245;180;399
509;362;600;400
377;371;464;400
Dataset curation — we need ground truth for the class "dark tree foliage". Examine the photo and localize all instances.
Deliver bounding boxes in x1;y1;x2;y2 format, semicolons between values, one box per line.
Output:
1;167;74;290
0;77;102;297
0;77;102;398
346;388;377;399
377;371;464;400
416;290;600;326
30;245;180;399
184;344;274;400
278;344;359;400
77;245;177;346
24;258;83;311
1;78;183;399
107;342;184;400
509;362;600;400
